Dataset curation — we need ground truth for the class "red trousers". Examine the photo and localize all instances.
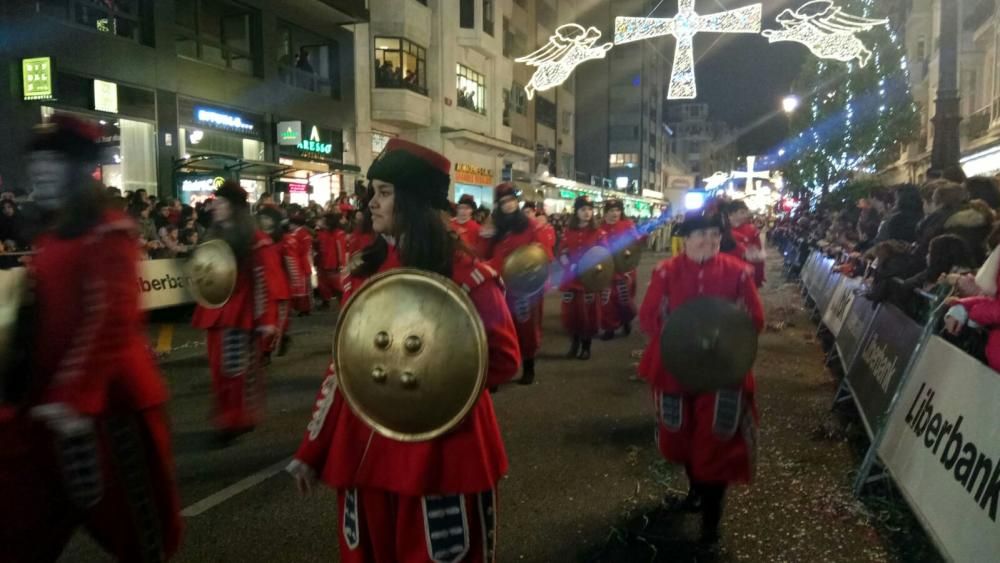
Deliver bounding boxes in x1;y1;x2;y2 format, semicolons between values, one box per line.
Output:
317;269;342;302
560;289;600;338
599;272;637;332
206;328;264;431
0;407;182;562
292;295;312;314
337;487;497;563
652;389;758;484
508;293;542;359
263;301;289;355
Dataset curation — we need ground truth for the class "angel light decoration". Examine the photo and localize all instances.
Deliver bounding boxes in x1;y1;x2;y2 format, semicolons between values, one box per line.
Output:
516;23;612;100
761;0;888;67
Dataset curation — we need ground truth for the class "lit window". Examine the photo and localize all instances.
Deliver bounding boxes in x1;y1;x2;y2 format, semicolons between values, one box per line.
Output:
457;64;486;115
374;37;428;95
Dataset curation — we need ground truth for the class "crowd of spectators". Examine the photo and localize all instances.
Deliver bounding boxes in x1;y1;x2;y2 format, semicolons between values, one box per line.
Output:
772;171;1000;372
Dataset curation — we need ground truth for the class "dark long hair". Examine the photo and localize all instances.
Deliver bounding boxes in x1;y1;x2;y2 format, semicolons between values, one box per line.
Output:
494;204;530;239
927;234;974;281
206;186;255;264
354;185;458;278
568;208;598;230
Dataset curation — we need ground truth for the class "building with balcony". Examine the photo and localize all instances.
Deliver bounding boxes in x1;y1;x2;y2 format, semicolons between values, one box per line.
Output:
881;0;1000;183
352;0;534;207
0;0;366;205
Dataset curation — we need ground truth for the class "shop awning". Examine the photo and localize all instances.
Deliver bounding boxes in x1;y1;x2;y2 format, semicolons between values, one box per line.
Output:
174;153;293;178
441;128;534;161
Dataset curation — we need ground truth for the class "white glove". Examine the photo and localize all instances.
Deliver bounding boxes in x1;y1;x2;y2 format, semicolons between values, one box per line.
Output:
286;459;318;496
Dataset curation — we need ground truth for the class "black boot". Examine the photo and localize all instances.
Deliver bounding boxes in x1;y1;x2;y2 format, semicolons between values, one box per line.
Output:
566;337;581;358
622;321;632;336
519;358;536;385
600;330;615;341
277;335;291;357
698;483;727;545
663;485;702;513
577;339;592;360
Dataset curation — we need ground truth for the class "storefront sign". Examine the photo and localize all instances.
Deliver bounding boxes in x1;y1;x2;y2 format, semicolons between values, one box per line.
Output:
288;182;308;193
454;163;493;186
298;126;333;155
93;79;118;114
845;303;923;438
195;107;255;133
277;121;302;146
559;189;578;199
878;336;1000;562
642;188;664;200
180;175;226;193
22;57;54;101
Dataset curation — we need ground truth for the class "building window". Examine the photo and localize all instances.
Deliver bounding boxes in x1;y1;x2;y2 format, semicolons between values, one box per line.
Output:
561;111;572;134
457;64;486;115
511;83;527;114
609;153;638;167
276;21;340;98
460;0;475;28
175;0;260;75
503;17;512;57
502;89;511;126
37;0;152;45
483;0;494;36
536;96;556;129
374;37;428;95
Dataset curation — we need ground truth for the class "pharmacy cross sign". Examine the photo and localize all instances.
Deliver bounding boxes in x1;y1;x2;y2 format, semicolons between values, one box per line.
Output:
614;0;762;99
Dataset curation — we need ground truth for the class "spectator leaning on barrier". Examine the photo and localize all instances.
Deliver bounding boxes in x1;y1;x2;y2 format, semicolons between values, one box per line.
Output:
965;175;1000;211
865;240;920;306
914;180;968;259
942;199;995;265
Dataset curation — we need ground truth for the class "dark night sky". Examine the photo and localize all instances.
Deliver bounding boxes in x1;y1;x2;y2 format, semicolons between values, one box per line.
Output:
651;0;809;155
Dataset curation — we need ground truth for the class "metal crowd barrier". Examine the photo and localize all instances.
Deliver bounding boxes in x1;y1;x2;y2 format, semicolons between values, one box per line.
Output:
795;250;1000;561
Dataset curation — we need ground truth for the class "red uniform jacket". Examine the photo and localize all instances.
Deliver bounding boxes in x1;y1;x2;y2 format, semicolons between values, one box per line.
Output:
346;230;375;261
536;222;556;256
729;222;765;286
559;226;608;291
638;253;765;394
282;233;308;298
450;218;481;250
28;211;168;416
293;244;521;496
291;226;313;281
192;230;279;331
316;229;347;271
258;233;290;301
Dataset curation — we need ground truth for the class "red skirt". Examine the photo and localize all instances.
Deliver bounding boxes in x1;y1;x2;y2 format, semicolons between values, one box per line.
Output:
508;293;543;360
561;289;600;338
317;269;342;302
206;328;265;431
600;271;637;332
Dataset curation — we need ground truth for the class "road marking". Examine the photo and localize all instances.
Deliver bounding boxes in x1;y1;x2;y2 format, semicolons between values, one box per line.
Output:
155;324;174;354
180;457;291;517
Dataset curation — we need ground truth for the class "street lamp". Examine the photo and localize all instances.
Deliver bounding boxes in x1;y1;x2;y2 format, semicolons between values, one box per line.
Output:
782;94;800;114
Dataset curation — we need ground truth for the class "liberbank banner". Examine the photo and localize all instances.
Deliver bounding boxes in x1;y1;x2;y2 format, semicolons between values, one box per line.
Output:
139;259;193;310
879;336;1000;561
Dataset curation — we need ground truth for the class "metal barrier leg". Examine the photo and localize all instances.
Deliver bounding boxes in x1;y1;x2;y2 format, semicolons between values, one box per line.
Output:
831;379;852;406
853;444;888;496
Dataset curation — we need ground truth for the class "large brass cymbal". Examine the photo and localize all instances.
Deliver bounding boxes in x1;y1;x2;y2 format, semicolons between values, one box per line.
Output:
0;267;28;384
660;297;758;393
578;246;615;292
334;268;488;442
614;241;643;273
185;239;237;309
502;243;550;297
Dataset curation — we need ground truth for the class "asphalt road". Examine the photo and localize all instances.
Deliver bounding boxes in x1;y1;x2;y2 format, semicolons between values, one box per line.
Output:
61;252;917;562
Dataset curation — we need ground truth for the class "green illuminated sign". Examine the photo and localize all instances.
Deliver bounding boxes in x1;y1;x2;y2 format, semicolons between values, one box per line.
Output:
22;57;53;101
559;189;577;199
297;125;332;155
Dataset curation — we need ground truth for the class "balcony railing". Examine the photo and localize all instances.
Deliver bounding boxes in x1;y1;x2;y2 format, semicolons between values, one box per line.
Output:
965;105;992;141
374;73;428;96
279;65;337;97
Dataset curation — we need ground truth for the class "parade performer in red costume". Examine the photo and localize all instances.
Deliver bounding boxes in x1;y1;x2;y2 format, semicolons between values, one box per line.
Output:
0;116;182;562
288;209;314;315
559;196;608;360
315;212;347;310
192;182;279;444
451;193;482;248
599;198;640;340
256;206;292;362
725;200;766;287
288;139;520;562
346;205;375;263
638;210;764;546
478;183;553;385
523;201;557;321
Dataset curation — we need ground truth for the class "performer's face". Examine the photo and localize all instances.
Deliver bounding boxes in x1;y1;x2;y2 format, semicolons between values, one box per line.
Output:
605;208;621;224
498;196;519;215
729;208;749;227
684;227;722;261
457;204;473;221
27;150;79;211
369;179;396;234
576;206;593;222
212;198;232;223
523;207;536;220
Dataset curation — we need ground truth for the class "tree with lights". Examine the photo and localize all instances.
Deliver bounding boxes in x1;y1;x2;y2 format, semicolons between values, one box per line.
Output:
783;0;919;200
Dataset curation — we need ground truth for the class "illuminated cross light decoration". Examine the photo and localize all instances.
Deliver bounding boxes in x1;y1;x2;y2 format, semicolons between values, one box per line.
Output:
516;24;613;100
731;155;772;194
761;0;888;67
614;0;762;99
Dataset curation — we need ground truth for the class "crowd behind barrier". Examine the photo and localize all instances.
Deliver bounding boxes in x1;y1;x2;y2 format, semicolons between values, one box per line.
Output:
779;234;1000;561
